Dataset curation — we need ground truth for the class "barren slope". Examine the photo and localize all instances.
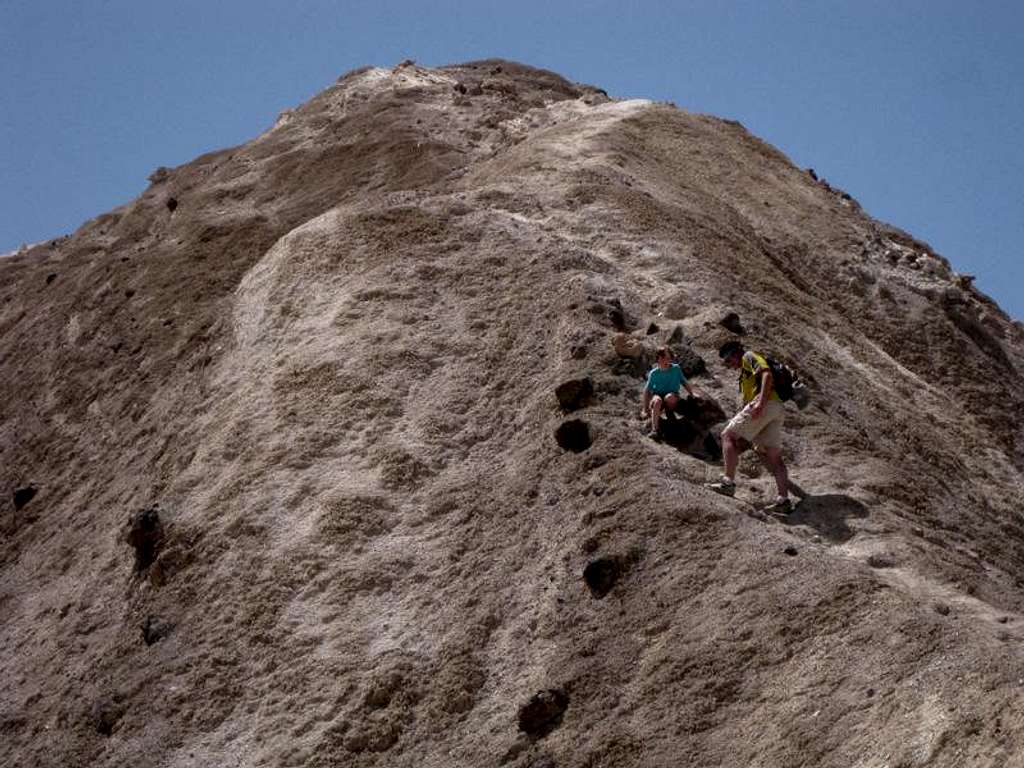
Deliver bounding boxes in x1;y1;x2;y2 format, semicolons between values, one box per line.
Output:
3;60;1024;768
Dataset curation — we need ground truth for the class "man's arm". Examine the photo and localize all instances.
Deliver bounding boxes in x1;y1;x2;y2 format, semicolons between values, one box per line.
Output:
752;368;773;417
641;387;652;416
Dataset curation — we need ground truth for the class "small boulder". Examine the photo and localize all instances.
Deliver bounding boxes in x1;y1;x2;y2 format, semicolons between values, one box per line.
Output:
518;689;569;739
91;698;124;736
554;420;592;453
612;333;644;359
555;377;594;412
675;396;727;431
123;506;164;571
13;486;37;511
608;307;626;331
674;343;706;378
141;616;173;646
587;297;633;330
658;415;699;448
719;312;745;335
583;557;622;598
580;537;600;555
867;553;896;569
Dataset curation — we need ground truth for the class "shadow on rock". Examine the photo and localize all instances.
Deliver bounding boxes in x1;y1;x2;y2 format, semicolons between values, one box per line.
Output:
518;689;569;739
659;396;727;462
784;494;870;544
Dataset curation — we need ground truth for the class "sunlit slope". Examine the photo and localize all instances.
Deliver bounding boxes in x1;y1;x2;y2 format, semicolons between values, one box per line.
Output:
2;60;1023;768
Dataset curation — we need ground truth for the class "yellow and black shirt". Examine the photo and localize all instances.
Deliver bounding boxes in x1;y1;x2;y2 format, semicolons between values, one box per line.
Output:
739;351;781;404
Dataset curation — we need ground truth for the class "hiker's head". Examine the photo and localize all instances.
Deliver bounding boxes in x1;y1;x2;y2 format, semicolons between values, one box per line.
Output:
655;346;672;368
718;340;744;368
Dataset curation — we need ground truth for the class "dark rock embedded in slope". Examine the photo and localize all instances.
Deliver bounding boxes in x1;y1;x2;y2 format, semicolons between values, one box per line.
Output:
91;698;124;737
13;485;37;511
141;616;173;645
588;296;634;331
518;689;569;738
674;342;707;378
583;556;623;598
719;311;745;335
123;506;164;571
555;376;594;412
554;419;592;452
681;395;727;431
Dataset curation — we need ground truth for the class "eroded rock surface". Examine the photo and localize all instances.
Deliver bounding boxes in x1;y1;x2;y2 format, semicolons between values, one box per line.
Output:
2;59;1024;768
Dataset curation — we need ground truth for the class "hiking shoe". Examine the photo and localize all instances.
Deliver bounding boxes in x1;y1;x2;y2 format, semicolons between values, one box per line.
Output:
706;477;736;497
763;497;793;516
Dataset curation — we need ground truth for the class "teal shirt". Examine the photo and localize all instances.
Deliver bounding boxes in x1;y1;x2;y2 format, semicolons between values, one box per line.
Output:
646;363;686;396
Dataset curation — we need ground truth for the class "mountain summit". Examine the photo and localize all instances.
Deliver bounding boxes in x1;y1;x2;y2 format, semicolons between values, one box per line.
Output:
3;59;1023;768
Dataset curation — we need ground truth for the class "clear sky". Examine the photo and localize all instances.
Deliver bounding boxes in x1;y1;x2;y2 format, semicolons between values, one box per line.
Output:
3;1;1022;319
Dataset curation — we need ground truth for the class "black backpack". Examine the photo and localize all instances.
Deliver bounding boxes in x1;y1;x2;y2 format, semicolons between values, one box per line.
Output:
764;355;809;408
764;356;794;400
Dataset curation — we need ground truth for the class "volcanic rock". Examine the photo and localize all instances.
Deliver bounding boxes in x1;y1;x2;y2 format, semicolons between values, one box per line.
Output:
2;59;1024;768
554;377;594;412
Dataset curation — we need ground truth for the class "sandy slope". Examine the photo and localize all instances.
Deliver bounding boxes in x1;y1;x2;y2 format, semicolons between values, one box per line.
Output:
2;60;1024;768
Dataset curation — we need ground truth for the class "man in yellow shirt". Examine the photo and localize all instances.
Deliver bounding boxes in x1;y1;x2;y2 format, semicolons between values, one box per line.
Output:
708;340;791;514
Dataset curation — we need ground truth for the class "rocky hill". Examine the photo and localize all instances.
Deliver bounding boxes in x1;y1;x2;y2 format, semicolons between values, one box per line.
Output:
2;59;1024;768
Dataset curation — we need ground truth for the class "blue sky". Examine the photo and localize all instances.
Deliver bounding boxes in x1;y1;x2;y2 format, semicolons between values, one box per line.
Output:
3;1;1022;319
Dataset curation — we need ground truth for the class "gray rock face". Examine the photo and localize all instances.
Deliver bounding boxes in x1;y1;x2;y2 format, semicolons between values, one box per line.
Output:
2;59;1024;768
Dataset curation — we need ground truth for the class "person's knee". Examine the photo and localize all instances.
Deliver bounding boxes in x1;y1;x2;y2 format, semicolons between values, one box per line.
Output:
651;395;664;409
665;394;679;409
721;429;738;447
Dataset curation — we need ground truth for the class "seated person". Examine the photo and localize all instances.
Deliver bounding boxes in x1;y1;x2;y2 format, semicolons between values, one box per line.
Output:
641;346;701;439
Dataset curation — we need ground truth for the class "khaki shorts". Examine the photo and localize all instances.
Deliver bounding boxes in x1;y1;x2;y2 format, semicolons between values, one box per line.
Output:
724;399;785;449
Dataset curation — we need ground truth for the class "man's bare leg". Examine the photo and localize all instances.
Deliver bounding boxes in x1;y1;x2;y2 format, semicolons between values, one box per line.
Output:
722;430;739;482
706;429;740;496
762;446;789;499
